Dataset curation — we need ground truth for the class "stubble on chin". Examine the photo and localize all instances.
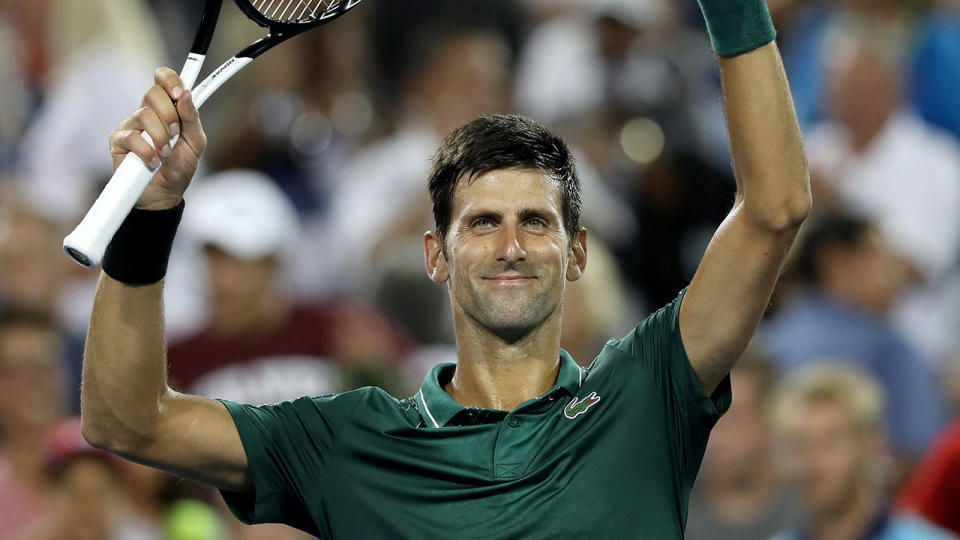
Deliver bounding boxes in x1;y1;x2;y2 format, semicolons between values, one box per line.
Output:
455;277;563;344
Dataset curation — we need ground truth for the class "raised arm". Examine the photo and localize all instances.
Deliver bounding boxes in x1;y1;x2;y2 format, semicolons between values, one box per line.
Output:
679;6;811;394
80;68;250;492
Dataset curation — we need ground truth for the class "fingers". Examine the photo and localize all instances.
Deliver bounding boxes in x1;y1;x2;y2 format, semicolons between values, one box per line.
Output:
176;90;206;155
108;67;206;173
154;67;185;102
110;129;161;169
143;85;181;139
133;105;172;161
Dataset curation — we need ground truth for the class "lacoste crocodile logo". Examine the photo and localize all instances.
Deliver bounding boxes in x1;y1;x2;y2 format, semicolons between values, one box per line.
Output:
564;391;601;419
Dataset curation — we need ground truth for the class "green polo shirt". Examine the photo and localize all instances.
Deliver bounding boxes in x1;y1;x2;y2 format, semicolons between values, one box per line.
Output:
219;289;731;538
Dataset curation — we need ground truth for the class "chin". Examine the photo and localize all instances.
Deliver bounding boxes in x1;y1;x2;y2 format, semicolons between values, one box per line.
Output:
479;304;559;343
484;321;539;344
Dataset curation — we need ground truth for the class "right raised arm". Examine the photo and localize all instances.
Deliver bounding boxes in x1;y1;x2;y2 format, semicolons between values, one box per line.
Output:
80;68;250;493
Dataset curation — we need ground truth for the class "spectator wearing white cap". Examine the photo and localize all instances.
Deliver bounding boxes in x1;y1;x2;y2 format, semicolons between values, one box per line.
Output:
167;170;411;407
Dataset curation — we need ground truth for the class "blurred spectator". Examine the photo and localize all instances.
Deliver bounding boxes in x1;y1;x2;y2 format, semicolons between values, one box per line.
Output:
12;417;160;539
771;364;954;540
122;465;165;530
899;420;960;536
799;18;960;368
515;0;734;311
168;170;411;405
5;0;165;221
514;0;683;126
0;309;66;536
781;0;960;141
514;0;714;246
616;146;736;308
805;26;960;285
762;212;947;458
0;7;34;171
0;203;84;410
205;9;373;217
321;22;515;293
686;347;802;540
560;238;633;364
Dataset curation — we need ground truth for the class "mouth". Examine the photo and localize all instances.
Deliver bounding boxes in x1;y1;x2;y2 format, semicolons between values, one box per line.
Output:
482;274;537;285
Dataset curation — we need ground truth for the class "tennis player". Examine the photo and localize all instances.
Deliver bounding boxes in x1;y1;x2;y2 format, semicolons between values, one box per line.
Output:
81;0;810;537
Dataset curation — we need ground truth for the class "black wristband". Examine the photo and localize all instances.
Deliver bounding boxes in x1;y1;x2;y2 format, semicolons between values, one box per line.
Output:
102;201;184;286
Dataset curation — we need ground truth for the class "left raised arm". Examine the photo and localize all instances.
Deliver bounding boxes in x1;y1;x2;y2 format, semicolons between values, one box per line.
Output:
680;41;811;395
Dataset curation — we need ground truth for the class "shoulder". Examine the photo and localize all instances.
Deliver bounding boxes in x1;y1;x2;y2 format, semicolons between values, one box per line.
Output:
298;386;399;415
223;386;400;428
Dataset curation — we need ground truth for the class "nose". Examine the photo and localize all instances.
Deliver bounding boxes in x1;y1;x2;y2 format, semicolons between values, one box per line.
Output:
495;222;526;264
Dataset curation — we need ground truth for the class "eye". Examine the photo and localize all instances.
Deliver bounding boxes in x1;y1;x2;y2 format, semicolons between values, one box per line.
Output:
525;217;547;228
471;217;494;229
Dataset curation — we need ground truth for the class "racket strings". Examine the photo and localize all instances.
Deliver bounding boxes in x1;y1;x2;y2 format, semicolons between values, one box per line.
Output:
249;0;342;23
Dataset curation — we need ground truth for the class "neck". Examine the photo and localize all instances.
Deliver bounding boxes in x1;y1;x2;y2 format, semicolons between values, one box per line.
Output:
811;487;880;540
446;309;564;411
846;112;892;155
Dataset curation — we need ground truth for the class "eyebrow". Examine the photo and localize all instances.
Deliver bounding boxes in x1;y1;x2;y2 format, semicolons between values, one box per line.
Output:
461;210;502;225
460;208;557;225
517;208;555;223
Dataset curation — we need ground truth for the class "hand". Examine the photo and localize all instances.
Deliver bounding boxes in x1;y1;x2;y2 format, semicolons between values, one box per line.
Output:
109;67;207;210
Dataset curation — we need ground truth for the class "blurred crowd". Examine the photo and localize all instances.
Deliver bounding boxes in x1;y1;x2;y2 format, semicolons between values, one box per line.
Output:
1;0;960;538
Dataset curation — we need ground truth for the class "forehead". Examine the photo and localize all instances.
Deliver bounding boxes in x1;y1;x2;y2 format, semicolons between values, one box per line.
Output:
450;168;562;218
788;398;853;433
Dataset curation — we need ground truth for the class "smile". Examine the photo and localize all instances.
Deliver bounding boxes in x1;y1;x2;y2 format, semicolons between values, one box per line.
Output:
483;276;536;285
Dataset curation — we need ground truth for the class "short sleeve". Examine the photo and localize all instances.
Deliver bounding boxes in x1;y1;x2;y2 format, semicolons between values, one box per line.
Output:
609;287;732;485
218;392;364;534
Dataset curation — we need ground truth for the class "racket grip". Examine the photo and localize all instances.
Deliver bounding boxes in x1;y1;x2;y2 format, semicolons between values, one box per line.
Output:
63;137;168;269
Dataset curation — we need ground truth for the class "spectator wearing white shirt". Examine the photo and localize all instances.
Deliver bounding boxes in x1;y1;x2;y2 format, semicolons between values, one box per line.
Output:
804;26;960;366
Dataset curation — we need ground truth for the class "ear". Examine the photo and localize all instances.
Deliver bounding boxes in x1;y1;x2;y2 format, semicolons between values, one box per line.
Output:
566;228;587;282
424;231;450;283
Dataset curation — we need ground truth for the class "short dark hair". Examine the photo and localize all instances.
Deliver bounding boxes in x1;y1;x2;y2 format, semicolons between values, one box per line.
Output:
427;115;582;245
794;212;871;285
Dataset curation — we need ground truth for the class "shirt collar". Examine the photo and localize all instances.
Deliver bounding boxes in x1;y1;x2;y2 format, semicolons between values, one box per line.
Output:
415;349;584;428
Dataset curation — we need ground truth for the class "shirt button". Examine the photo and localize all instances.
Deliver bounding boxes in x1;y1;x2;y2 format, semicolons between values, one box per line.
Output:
507;416;522;428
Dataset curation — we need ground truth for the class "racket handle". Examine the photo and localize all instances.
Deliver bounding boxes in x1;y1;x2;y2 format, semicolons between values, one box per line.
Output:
63;132;178;268
63;54;204;269
63;54;248;268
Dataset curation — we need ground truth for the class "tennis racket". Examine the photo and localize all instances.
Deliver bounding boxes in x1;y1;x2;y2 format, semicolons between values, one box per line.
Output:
63;0;364;269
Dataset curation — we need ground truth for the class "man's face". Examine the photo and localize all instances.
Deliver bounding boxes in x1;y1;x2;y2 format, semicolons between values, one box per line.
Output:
705;368;771;483
52;456;121;540
0;324;62;431
821;227;909;313
424;169;586;343
203;245;278;319
782;399;877;516
828;42;898;139
0;213;66;312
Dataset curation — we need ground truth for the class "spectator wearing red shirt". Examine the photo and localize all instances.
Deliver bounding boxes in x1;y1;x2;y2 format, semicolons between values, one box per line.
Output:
899;421;960;535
